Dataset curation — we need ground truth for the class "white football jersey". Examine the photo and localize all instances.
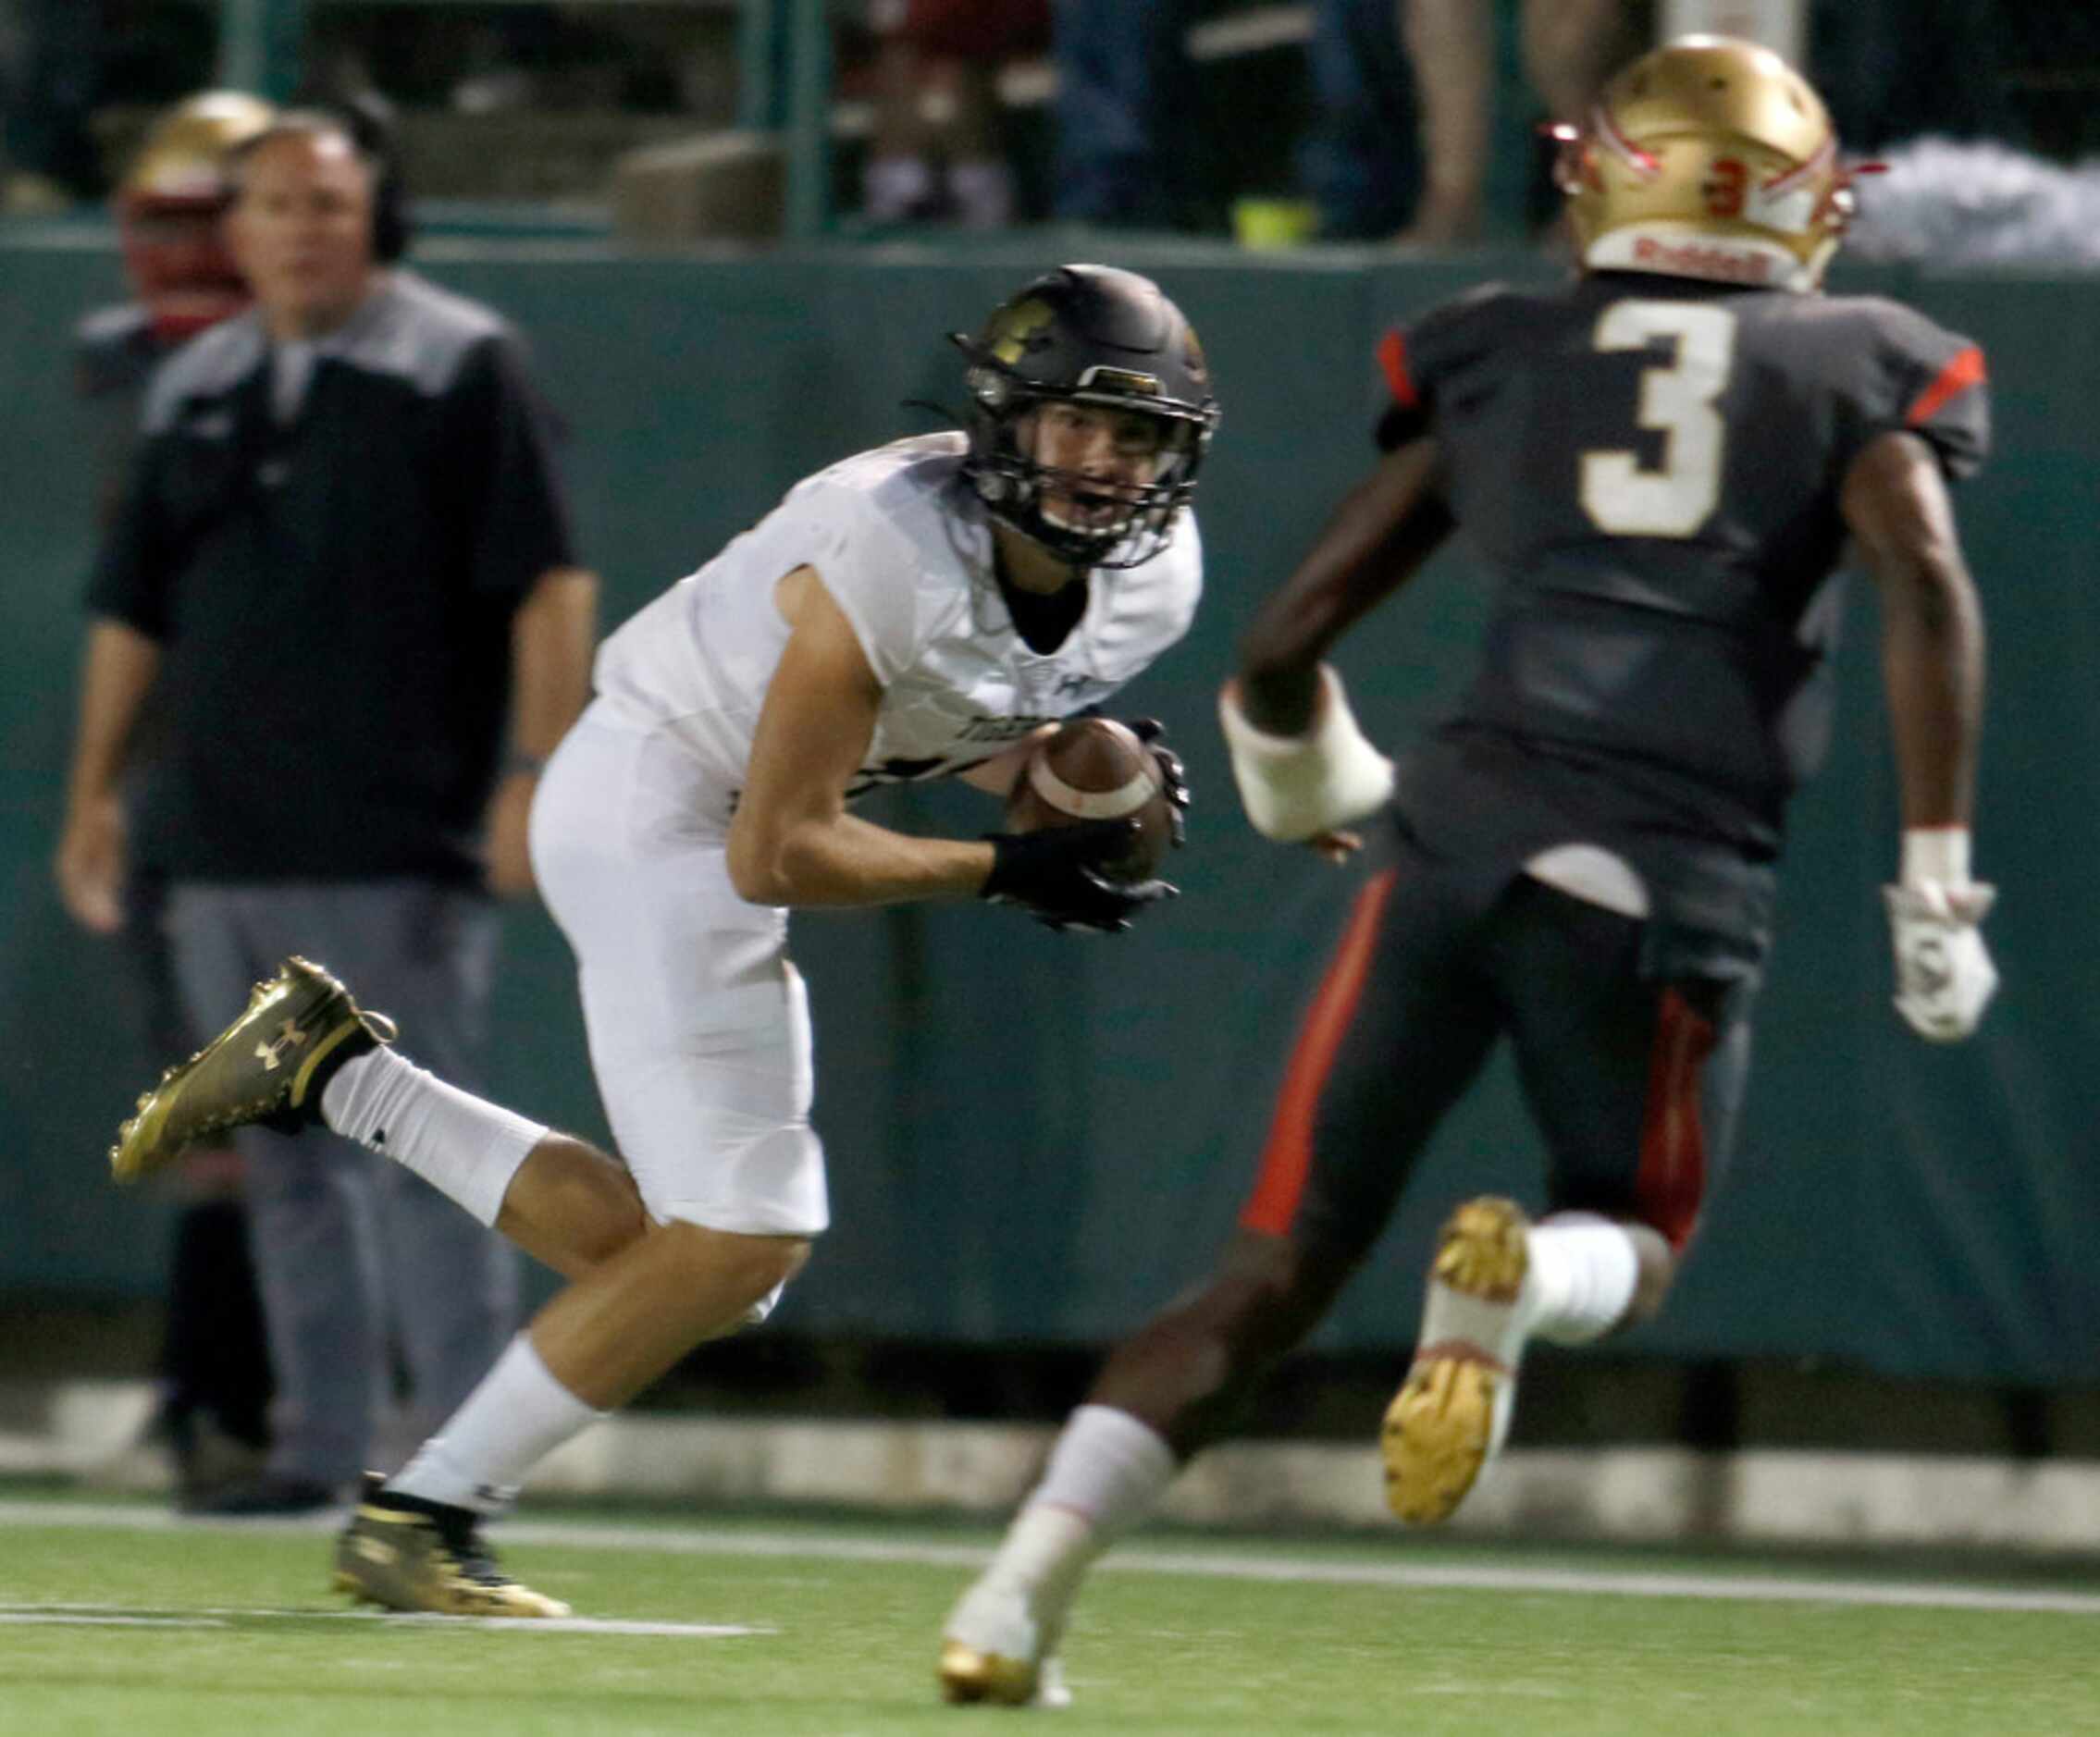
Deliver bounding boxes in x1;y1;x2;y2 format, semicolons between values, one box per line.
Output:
591;433;1203;824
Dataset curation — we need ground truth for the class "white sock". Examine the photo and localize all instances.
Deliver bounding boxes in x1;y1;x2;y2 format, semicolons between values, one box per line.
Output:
384;1333;603;1514
948;158;1015;228
1001;1406;1176;1602
1028;1403;1177;1536
864;152;934;220
321;1048;547;1227
1520;1213;1641;1346
951;1406;1176;1660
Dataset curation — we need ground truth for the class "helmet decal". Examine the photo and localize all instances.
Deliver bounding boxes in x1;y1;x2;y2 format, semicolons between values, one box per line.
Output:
1592;102;1662;179
987;298;1056;365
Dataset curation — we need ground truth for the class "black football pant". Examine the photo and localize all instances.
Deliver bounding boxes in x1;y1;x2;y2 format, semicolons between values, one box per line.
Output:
1239;832;1758;1264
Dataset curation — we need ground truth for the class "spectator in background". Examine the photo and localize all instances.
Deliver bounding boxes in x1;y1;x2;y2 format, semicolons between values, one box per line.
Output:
0;0;105;208
1300;0;1421;240
1391;0;1638;246
56;108;599;1516
1051;0;1196;228
1051;0;1633;243
68;89;280;1509
861;0;1050;228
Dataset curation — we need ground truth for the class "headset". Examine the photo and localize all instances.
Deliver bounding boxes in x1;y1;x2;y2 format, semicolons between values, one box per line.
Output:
327;92;412;264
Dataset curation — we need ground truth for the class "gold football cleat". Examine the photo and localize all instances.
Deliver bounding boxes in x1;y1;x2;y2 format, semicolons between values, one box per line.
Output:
111;955;394;1183
938;1638;1041;1706
333;1477;569;1619
1381;1195;1529;1525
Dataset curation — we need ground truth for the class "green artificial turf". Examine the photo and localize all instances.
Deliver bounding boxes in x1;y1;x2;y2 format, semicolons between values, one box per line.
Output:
2;1493;2097;1735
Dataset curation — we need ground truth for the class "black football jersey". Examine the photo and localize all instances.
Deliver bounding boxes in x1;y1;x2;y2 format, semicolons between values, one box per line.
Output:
1376;270;1989;852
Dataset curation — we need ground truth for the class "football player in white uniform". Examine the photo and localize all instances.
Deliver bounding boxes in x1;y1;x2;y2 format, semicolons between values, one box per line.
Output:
108;265;1219;1615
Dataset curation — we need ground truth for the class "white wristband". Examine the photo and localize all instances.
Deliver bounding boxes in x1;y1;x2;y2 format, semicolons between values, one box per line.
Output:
1900;826;1971;889
1218;664;1395;842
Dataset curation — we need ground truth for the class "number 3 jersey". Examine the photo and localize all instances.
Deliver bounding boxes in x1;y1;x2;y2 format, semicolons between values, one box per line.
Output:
589;433;1202;826
1376;271;1988;869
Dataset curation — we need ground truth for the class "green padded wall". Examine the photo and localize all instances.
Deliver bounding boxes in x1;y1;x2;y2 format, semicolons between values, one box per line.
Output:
2;233;2093;1379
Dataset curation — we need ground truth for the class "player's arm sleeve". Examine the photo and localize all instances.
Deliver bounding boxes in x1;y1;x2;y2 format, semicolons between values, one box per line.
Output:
800;496;925;689
1847;303;1991;483
457;332;581;597
1370;288;1505;452
1372;323;1433;451
83;431;174;638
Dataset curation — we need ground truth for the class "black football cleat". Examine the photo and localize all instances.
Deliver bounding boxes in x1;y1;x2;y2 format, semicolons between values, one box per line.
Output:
112;955;395;1183
332;1475;570;1619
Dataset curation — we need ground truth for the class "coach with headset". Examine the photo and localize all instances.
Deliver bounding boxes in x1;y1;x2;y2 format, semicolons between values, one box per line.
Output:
56;105;599;1515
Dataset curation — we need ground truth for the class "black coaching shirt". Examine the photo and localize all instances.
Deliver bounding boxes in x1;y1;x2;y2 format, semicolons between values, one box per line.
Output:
89;272;576;884
1372;270;1989;955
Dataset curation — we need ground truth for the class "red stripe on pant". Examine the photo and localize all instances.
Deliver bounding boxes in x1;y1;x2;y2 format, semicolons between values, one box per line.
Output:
1636;986;1718;1250
1240;868;1399;1238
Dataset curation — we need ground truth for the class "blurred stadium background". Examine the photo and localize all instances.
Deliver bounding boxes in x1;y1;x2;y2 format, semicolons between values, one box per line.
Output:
6;0;2100;1574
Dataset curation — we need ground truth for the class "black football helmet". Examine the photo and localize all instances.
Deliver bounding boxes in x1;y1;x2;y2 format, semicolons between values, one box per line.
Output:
954;265;1220;570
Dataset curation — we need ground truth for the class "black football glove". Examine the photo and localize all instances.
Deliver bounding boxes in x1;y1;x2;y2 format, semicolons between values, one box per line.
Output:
982;819;1179;934
1124;717;1190;848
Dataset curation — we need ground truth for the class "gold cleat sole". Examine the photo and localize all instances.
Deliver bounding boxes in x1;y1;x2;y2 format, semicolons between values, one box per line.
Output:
1381;1354;1503;1524
1381;1195;1530;1525
1430;1195;1528;1300
938;1639;1039;1706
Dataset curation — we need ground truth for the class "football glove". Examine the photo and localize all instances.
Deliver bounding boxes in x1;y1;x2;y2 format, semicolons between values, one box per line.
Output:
1884;831;1997;1041
1885;881;1998;1041
982;819;1177;935
1123;717;1189;848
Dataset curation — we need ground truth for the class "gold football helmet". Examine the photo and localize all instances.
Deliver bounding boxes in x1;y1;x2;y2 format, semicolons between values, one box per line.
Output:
117;91;275;341
1553;36;1855;290
122;90;276;205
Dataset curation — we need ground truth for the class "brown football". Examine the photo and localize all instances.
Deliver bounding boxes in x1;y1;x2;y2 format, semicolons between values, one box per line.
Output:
1004;718;1174;882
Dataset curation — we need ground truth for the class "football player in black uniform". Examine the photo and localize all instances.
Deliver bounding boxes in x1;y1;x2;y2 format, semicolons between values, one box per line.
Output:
940;36;1995;1706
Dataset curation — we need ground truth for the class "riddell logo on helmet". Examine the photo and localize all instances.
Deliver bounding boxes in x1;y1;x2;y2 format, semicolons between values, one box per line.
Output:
1630;235;1774;285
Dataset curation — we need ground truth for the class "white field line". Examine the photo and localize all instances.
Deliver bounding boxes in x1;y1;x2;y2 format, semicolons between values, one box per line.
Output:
2;1500;2097;1619
360;1613;766;1636
0;1613;226;1627
0;1602;766;1637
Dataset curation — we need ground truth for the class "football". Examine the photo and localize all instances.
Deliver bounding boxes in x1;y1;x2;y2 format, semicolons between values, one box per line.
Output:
1004;718;1175;882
